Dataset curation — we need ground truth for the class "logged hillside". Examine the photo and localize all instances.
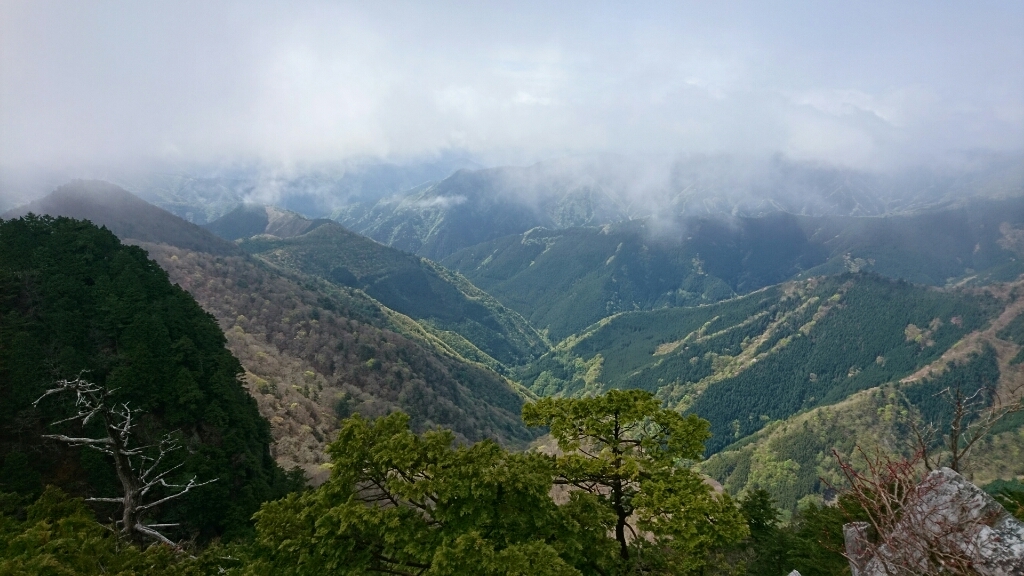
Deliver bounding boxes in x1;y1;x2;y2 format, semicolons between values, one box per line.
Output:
235;219;549;367
701;292;1024;513
0;216;298;540
445;198;1024;340
3;182;538;479
520;273;1002;453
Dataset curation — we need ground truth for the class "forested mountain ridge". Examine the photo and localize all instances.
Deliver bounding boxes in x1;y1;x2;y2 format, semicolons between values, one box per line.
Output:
444;197;1024;339
225;214;549;367
701;279;1024;511
2;182;540;479
0;216;299;540
519;273;1002;453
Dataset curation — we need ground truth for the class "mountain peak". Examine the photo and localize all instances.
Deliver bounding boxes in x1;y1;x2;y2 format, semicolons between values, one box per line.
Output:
2;180;240;256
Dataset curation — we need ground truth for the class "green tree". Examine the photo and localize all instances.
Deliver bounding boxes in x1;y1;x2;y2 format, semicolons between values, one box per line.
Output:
249;413;614;575
738;489;788;575
522;389;748;574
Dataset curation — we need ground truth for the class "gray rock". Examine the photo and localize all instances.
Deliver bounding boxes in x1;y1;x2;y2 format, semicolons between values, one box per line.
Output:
844;467;1024;575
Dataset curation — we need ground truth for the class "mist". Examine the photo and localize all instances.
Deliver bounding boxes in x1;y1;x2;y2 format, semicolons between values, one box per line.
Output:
2;0;1021;184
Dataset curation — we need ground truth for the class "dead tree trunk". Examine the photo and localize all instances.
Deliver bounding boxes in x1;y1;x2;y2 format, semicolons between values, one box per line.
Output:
34;375;215;546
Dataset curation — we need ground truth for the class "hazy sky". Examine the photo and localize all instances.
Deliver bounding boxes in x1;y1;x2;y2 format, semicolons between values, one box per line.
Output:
2;0;1022;172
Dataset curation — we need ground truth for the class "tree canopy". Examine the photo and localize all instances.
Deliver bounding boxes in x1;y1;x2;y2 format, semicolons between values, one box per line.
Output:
523;389;748;574
0;215;299;540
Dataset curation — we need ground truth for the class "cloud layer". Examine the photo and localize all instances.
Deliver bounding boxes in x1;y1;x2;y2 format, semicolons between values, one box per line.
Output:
1;0;1022;172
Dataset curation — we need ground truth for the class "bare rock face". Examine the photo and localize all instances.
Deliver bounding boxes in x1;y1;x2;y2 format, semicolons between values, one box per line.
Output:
844;468;1024;576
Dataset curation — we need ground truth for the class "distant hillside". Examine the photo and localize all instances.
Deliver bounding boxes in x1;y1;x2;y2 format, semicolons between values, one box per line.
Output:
204;203;334;240
338;154;1024;260
444;215;826;340
2;180;240;256
519;273;1001;453
3;182;539;474
444;198;1024;340
236;219;549;367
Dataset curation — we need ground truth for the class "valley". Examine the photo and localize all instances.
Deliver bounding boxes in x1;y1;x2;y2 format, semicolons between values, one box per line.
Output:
3;172;1023;558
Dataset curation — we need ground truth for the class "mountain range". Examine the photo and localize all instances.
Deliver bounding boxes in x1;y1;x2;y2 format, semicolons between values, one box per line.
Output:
4;162;1023;509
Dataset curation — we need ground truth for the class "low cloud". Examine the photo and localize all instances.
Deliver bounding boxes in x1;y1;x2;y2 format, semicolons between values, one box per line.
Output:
1;1;1021;183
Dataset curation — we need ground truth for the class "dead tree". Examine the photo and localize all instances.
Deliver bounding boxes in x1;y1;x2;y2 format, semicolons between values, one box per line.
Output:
33;375;215;546
908;378;1024;475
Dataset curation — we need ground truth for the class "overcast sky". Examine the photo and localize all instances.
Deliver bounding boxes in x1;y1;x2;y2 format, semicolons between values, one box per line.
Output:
1;0;1022;172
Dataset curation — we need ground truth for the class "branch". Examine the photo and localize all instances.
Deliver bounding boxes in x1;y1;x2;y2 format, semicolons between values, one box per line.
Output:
135;477;217;513
41;434;113;446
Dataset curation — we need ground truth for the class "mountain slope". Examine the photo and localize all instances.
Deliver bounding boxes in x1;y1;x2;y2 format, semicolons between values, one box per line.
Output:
519;273;1001;453
444;214;826;339
2;182;539;475
228;216;549;368
700;281;1024;511
444;198;1024;340
4;180;241;256
0;216;298;539
204;203;334;240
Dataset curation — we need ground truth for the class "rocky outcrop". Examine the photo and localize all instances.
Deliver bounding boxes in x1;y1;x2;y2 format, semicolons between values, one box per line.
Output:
844;468;1024;575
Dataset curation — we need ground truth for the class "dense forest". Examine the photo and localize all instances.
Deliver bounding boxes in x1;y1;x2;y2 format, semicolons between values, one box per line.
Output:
0;215;301;540
519;273;999;453
236;220;548;367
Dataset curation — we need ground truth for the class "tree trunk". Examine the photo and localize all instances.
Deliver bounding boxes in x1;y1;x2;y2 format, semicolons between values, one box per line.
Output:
105;413;142;541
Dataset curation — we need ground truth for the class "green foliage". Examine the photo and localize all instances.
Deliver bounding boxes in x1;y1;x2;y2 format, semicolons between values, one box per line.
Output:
985;479;1024;521
249;413;612;575
737;489;789;575
0;486;241;575
240;222;548;367
780;502;851;576
0;216;299;540
519;273;997;455
523;389;748;574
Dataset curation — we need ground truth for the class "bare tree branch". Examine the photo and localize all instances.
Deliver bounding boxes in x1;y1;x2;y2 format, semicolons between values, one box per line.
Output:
34;375;216;547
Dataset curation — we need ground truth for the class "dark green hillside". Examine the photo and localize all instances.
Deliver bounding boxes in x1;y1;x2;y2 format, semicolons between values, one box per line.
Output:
701;346;1006;512
445;199;1023;340
0;216;297;539
519;273;998;453
240;222;548;367
2;180;241;256
445;214;827;340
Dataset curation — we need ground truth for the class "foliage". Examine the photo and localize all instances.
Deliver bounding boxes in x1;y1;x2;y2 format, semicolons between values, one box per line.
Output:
520;273;996;455
0;486;242;575
0;215;299;540
147;243;537;462
240;222;549;367
248;412;613;575
523;389;748;574
702;344;1016;512
444;198;1023;340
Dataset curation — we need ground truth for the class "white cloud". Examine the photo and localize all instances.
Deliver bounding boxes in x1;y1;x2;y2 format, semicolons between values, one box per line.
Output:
0;0;1021;176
